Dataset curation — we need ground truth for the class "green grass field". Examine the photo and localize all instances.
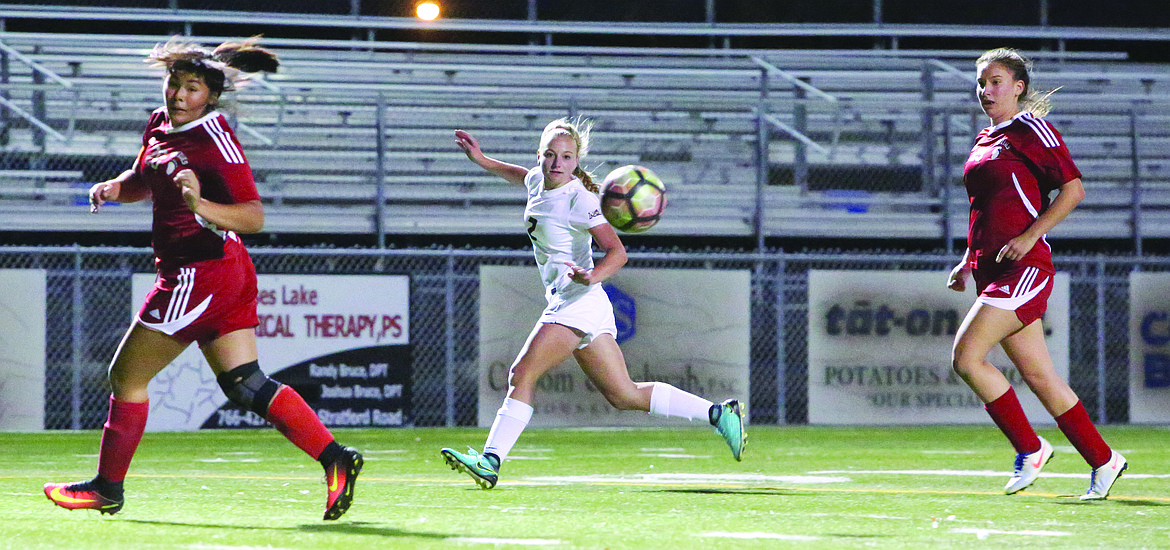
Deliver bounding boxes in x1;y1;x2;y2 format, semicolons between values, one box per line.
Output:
3;425;1169;549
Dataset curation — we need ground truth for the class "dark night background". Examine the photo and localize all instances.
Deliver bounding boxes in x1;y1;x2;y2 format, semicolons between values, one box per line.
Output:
11;0;1170;26
8;0;1170;62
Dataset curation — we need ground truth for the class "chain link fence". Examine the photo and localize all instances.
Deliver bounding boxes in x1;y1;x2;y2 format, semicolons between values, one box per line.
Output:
1;245;1161;430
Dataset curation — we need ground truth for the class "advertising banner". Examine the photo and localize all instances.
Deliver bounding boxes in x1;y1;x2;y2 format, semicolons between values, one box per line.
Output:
808;270;1069;424
1129;272;1170;423
134;274;411;431
0;270;46;431
478;266;750;427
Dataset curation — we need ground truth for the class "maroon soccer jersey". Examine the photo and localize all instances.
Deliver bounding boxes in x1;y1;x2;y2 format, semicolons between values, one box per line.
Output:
135;108;261;269
962;111;1081;279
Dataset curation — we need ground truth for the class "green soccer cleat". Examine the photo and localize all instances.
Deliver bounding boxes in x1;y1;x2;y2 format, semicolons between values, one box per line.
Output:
440;447;499;489
710;399;747;461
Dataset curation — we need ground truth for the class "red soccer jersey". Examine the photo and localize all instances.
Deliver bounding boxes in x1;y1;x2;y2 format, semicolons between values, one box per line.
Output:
135;108;261;269
962;111;1081;277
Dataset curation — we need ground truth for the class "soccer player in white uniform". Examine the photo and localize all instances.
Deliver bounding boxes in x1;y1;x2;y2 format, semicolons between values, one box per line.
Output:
441;118;746;488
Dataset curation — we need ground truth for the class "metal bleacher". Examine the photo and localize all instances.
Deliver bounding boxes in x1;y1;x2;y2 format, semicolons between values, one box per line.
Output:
0;29;1168;241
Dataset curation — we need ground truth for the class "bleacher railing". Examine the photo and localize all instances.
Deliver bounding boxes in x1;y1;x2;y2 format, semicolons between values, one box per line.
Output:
0;8;1168;250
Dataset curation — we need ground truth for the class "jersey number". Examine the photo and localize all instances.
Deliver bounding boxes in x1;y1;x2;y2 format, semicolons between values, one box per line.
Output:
526;216;539;245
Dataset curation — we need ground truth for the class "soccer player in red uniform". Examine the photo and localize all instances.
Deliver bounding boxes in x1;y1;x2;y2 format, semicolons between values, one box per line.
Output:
44;38;362;520
948;48;1126;500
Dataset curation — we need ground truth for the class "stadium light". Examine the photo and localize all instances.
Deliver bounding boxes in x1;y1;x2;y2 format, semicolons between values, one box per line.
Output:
416;1;441;21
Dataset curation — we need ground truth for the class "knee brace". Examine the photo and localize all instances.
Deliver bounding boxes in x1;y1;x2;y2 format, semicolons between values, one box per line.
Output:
216;360;282;418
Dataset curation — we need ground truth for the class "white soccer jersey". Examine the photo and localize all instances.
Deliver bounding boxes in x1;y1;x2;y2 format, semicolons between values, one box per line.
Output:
522;166;608;305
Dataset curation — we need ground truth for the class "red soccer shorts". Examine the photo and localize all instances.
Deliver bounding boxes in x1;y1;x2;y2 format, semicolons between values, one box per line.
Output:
974;264;1053;326
137;237;259;345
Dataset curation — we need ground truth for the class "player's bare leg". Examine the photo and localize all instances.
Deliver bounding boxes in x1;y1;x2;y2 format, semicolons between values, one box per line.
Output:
206;328;363;519
46;324;185;514
954;305;1069;494
1002;321;1124;499
443;323;578;488
576;334;746;460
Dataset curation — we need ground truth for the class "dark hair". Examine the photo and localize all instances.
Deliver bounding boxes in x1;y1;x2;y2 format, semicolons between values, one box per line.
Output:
150;36;279;96
976;48;1053;117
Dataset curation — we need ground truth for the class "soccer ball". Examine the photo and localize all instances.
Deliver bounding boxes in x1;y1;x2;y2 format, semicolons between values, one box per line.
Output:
599;165;666;233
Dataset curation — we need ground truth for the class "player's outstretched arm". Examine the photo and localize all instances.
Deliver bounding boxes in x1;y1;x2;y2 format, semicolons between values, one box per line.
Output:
454;129;528;186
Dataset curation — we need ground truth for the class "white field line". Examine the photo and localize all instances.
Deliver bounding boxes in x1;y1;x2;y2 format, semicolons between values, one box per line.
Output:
697;532;819;541
185;546;300;550
446;537;563;545
635;453;714;459
809;469;1170;479
950;528;1071;538
523;473;851;484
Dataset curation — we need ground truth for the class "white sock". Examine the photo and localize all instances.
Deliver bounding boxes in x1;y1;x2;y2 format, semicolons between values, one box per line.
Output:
482;397;534;464
648;382;714;422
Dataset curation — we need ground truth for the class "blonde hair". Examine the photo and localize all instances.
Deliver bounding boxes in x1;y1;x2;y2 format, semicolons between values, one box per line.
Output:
538;117;598;192
976;48;1056;117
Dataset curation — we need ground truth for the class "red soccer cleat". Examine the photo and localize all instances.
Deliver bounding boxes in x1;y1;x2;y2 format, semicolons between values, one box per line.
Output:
322;446;363;520
44;480;124;515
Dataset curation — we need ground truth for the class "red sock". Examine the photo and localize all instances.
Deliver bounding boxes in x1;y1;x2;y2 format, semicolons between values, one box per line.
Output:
1055;401;1112;468
97;396;149;483
266;385;334;460
984;387;1041;454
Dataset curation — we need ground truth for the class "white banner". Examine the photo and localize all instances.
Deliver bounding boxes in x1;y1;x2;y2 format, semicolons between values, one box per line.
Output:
1129;272;1170;423
479;266;750;427
808;270;1069;424
134;274;411;431
0;270;46;431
